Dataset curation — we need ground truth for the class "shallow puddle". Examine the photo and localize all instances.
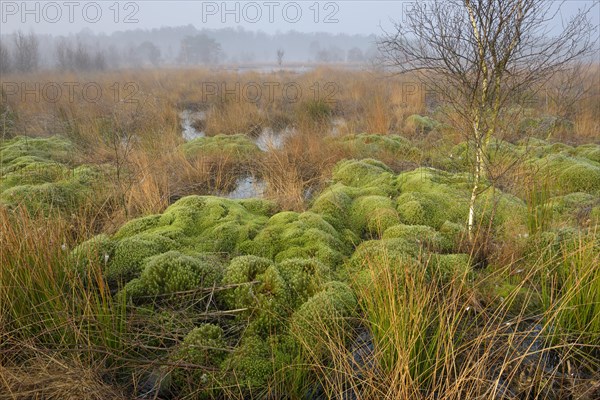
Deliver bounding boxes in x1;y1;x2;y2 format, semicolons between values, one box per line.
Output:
179;110;206;140
254;126;295;151
226;176;267;199
331;117;347;136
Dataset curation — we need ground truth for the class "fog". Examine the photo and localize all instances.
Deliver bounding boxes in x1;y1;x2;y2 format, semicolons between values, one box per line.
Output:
0;1;597;72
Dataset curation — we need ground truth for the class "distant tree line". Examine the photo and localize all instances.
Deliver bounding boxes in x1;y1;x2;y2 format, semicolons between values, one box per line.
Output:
1;31;39;74
0;26;379;74
178;34;221;65
56;39;106;72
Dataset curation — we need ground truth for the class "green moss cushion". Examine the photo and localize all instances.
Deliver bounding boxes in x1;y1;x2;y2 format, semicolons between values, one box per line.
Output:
239;211;352;269
533;153;600;195
181;134;260;160
331;159;398;196
0;136;110;213
122;251;223;298
332;133;422;161
290;281;358;358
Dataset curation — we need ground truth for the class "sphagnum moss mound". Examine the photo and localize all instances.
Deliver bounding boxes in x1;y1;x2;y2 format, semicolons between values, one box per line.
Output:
222;256;291;336
309;184;354;231
533;153;600;195
222;255;276;308
170;323;228;396
348;237;420;273
222;256;332;336
331;133;423;162
174;323;228;367
122;251;223;300
50;144;599;398
427;253;472;282
181;134;260;161
350;195;400;237
395;168;470;229
239;210;352;268
291;281;358;359
109;233;179;281
573;143;600;164
0;162;70;191
277;258;331;308
222;334;300;391
157;195;270;253
0;136;111;213
0;135;74;165
70;234;116;277
331;158;398;196
405;114;441;134
74;195;273;288
382;224;443;250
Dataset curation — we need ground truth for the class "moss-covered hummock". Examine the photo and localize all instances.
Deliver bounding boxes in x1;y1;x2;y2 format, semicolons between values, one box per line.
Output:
476;189;528;237
222;255;291;335
383;224;443;251
239;211;352;268
291;281;357;359
405;114;440;134
478;279;542;316
591;205;600;224
174;323;228;367
542;192;598;227
350;195;400;237
450;140;527;172
109;234;179;282
396;191;462;229
397;166;472;193
114;195;272;254
573;143;600;164
533;153;600;195
331;159;398;196
0;135;74;166
309;184;355;231
181;134;260;161
312;159;403;238
0;162;70;192
320;161;523;244
171;323;229;396
222;256;277;306
277;258;331;308
528;227;595;263
438;220;466;252
0;136;110;213
427;253;472;282
222;334;300;391
1;182;81;213
332;133;422;161
75;195;274;286
222;256;331;335
517;115;574;138
395;168;470;229
223;335;274;389
349;237;420;273
70;234;116;277
122;251;223;299
395;167;528;235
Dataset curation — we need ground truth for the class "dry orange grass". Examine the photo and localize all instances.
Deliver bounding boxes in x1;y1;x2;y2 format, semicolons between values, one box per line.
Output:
0;353;127;400
1;66;599;400
204;100;264;137
1;65;598;226
4;66;594;147
260;131;345;210
573;66;600;141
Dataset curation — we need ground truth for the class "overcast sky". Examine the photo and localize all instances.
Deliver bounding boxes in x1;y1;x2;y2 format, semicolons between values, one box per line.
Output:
1;0;598;36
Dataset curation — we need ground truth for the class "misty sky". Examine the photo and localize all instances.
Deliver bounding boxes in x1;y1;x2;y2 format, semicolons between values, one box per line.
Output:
1;0;598;36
